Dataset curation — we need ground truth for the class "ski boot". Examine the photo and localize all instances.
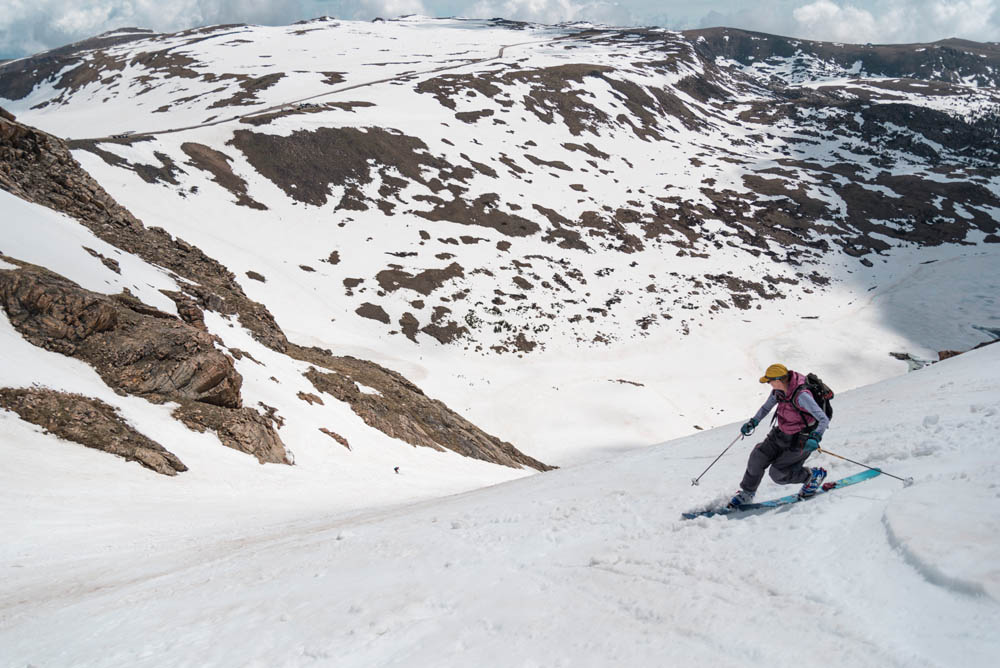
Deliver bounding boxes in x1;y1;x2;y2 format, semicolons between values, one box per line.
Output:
798;467;828;498
727;489;755;509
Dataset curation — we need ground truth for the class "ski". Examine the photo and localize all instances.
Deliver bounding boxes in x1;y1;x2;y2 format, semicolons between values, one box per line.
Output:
681;469;882;520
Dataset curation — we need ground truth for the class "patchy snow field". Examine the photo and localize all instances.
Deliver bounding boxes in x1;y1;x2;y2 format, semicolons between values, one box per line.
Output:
6;17;995;464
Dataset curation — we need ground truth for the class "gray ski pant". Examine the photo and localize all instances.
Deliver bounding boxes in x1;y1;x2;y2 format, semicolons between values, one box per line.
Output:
740;427;813;493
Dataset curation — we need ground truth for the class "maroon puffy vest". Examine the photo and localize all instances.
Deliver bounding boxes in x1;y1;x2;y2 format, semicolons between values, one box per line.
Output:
774;370;815;435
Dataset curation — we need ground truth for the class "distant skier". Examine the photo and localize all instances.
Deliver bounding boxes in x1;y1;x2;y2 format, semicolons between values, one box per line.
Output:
728;364;830;509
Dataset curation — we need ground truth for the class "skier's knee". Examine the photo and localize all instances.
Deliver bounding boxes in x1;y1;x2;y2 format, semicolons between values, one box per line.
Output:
769;468;792;484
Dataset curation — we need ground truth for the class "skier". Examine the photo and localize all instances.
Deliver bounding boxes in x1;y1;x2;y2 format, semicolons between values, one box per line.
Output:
728;363;830;509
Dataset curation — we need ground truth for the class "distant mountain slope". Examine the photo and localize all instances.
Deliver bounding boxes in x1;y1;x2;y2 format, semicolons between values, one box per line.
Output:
687;27;1000;88
0;27;157;102
3;18;994;355
0;108;550;475
2;17;999;464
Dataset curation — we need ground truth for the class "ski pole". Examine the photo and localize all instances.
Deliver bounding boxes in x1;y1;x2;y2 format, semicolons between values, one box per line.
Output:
817;447;914;486
691;433;744;486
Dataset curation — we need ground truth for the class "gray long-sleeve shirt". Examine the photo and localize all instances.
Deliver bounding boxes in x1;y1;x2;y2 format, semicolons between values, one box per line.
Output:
752;388;830;437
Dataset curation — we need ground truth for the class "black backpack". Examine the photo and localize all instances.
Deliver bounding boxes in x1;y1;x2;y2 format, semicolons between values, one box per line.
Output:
791;372;834;423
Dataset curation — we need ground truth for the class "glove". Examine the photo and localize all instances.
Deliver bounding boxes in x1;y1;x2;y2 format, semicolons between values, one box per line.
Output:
804;433;822;452
740;418;758;436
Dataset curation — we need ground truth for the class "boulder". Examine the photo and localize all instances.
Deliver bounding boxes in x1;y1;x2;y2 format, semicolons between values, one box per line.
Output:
0;388;187;475
172;401;291;464
293;344;552;471
0;263;243;407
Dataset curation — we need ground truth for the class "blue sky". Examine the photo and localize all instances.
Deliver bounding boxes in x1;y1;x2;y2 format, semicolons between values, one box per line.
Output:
1;0;998;60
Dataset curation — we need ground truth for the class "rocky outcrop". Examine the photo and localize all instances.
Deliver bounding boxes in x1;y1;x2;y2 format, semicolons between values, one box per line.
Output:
0;111;287;352
0;262;243;407
292;344;552;471
0;388;187;475
0;260;290;465
0;110;547;473
171;401;291;464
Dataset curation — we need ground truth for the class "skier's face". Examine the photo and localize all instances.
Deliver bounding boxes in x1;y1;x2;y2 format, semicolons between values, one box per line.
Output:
768;378;788;393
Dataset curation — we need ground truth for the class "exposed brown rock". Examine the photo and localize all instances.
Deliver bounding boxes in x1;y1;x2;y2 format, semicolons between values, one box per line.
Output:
238;101;372;127
319;427;350;449
0;32;150;102
208;72;285;108
172;401;290;464
161;290;207;330
356;302;390;323
181;142;267;210
297;391;324;405
399;312;420;341
0;113;540;472
134;150;185;185
940;339;999;360
83;246;121;274
290;344;551;471
230;126;474;209
455;109;495;123
421;317;468;344
418;64;619;136
0;115;288;352
257;401;285;428
375;262;465;296
0;387;187;475
0;262;243;407
413;193;541;237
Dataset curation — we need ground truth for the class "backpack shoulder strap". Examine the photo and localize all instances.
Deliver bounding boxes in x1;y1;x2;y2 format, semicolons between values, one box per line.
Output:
789;384;817;425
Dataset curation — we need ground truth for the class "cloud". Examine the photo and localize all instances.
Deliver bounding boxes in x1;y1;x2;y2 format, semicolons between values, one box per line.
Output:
1;0;998;60
327;0;429;21
464;0;632;25
792;0;999;43
792;1;881;42
0;1;427;59
696;0;1000;45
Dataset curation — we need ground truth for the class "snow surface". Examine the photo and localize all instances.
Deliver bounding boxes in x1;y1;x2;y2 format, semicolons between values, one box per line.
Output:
0;18;578;140
12;16;992;464
2;343;998;667
2;17;1000;665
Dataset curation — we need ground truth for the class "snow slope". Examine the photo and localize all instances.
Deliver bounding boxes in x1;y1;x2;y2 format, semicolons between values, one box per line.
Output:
0;18;575;139
2;20;999;663
5;17;996;465
2;343;998;667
